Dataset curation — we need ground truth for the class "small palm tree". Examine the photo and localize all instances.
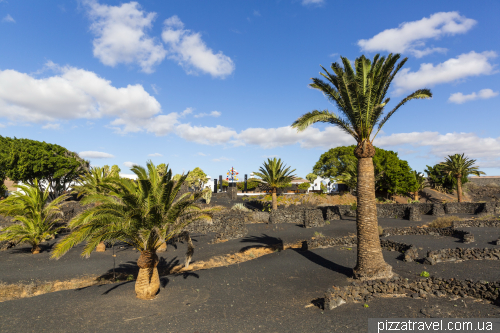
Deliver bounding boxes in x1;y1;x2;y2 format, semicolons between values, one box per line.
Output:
410;171;427;201
72;165;120;199
253;158;296;210
292;54;432;280
440;154;485;202
0;180;68;253
52;161;217;300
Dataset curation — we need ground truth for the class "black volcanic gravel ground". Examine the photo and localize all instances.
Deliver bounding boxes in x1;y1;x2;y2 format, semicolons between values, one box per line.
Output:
1;213;499;332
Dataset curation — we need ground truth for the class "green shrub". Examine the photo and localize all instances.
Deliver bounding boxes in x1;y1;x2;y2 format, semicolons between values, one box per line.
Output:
428;216;461;228
297;182;311;190
420;271;430;278
350;203;357;211
236;181;259;190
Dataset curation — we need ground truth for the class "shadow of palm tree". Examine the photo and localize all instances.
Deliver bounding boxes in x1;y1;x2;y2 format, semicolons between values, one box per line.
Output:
291;248;352;277
239;234;284;252
239;234;352;277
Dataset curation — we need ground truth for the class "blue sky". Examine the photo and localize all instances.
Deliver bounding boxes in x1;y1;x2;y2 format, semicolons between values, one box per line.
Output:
0;0;499;180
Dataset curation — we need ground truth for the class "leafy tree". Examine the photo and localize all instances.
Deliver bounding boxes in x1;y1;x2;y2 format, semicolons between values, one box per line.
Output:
236;180;259;191
253;158;296;210
337;159;385;192
52;161;218;300
0;180;68;253
297;182;311;190
185;167;208;191
424;164;462;193
440;154;485;202
314;145;416;196
292;53;431;280
306;173;318;183
0;136;89;200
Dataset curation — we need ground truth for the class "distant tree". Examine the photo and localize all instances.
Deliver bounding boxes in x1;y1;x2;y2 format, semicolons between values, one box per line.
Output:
409;171;427;201
313;145;416;196
253;158;296;210
297;182;311;190
185;167;208;191
424;164;462;193
305;173;318;183
0;180;68;253
440;154;485;202
0;136;89;200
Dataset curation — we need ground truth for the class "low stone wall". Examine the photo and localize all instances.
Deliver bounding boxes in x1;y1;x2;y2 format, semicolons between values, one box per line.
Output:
380;239;419;262
325;276;500;310
382;226;472;243
307;235;357;249
184;211;249;242
469;177;500;187
425;247;500;265
263;202;497;226
444;202;483;214
453;219;500;228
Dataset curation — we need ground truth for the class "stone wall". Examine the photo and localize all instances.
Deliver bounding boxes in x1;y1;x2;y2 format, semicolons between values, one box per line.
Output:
324;276;500;310
183;210;249;242
425;247;500;265
469;177;500;187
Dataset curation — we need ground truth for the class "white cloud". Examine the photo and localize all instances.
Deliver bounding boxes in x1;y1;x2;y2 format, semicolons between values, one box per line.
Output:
358;12;476;57
79;151;115;159
162;15;235;78
393;51;497;94
151;84;159;94
85;0;166;73
0;123;5;128
448;88;499;104
193;110;221;118
119;172;138;180
0;62;166;134
176;124;238;145
181;107;193;116
123;161;139;168
212;156;233;162
197;152;208;156
2;14;15;23
148;153;162;157
253;10;261;17
42;123;60;130
236;126;354;149
376;131;500;162
301;0;325;5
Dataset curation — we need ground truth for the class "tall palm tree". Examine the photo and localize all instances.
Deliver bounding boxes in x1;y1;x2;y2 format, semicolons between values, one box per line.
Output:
0;180;68;253
52;161;217;300
253;158;296;210
440;154;485;202
292;54;432;280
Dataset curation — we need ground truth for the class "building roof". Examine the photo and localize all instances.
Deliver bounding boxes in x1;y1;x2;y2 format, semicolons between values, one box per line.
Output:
290;178;308;184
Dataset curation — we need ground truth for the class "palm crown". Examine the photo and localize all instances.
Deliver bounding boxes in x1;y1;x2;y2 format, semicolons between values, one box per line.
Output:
292;54;432;143
52;161;213;259
253;158;296;189
0;179;68;253
440;154;485;178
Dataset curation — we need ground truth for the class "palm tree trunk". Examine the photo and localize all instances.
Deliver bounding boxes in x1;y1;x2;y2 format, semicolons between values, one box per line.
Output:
353;156;393;280
96;241;106;252
414;191;419;202
135;251;160;300
272;188;277;210
457;175;462;203
31;243;41;254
